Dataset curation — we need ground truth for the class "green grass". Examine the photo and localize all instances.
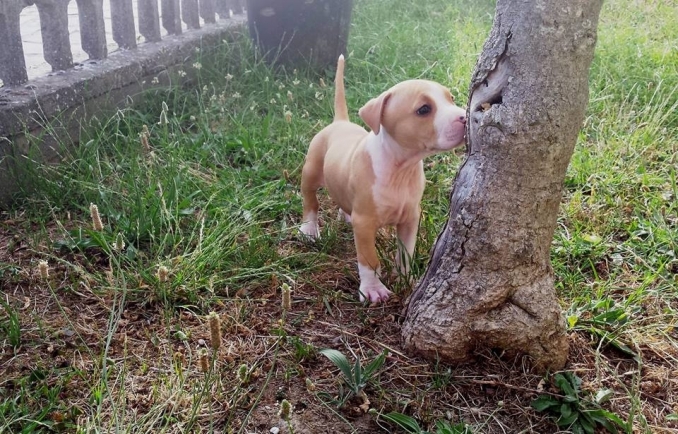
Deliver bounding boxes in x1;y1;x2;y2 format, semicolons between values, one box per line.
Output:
1;0;677;432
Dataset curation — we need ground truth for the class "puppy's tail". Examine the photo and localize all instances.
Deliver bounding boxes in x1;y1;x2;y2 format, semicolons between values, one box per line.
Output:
333;55;349;122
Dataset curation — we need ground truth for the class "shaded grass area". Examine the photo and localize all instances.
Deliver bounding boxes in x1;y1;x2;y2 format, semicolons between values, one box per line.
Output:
1;0;677;432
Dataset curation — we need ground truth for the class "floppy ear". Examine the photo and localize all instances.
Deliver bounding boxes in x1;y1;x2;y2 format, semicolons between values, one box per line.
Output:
359;92;391;134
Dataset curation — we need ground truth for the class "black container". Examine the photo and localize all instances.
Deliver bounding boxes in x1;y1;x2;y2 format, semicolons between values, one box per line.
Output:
246;0;353;69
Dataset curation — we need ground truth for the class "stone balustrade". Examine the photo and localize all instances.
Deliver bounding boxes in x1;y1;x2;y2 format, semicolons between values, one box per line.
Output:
0;0;245;87
0;0;247;205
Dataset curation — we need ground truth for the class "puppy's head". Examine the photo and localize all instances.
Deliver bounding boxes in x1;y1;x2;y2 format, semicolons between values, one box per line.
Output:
359;80;466;152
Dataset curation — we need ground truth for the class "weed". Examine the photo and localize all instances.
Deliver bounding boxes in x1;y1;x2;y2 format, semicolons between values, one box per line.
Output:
430;356;453;390
279;399;295;434
379;412;472;434
0;263;16;277
532;372;628;434
567;299;639;357
319;348;387;407
0;367;81;432
288;336;317;363
0;297;20;348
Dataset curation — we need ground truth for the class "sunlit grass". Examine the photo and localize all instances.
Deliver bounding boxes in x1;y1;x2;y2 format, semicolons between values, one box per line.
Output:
1;0;676;432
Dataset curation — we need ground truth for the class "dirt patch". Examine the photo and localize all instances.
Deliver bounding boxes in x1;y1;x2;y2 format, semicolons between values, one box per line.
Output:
1;214;677;433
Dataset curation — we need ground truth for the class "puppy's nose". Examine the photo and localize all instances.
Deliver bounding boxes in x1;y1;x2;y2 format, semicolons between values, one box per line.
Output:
458;114;467;124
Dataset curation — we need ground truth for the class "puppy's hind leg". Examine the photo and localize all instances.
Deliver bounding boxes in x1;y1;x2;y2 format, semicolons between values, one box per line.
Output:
300;135;326;239
338;209;352;224
396;213;419;284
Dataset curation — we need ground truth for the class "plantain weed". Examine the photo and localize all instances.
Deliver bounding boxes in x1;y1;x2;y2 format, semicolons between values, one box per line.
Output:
319;348;387;407
531;371;628;434
379;412;472;434
567;298;639;358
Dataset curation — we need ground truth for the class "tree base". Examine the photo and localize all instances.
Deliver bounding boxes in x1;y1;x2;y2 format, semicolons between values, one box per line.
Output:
403;270;569;373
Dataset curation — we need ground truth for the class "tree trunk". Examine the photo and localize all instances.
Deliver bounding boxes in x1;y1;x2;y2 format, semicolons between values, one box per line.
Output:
402;0;603;372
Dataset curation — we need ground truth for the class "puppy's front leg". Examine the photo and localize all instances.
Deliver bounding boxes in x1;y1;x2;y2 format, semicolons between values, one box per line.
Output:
396;213;419;279
352;214;391;303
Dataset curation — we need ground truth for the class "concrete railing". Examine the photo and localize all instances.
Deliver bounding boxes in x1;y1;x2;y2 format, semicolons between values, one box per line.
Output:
0;0;244;87
0;0;248;206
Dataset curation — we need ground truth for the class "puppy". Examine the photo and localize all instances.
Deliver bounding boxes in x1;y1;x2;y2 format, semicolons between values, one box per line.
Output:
300;55;466;303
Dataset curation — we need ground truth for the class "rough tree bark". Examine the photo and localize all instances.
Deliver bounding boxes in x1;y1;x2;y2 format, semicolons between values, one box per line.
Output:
402;0;603;372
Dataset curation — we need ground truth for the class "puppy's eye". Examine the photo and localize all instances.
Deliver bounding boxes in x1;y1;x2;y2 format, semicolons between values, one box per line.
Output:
416;104;432;116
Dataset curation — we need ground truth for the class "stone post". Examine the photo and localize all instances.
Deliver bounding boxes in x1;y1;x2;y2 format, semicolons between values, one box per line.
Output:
215;0;230;19
111;0;137;49
138;0;161;42
0;0;28;85
247;0;352;69
229;0;243;15
161;0;182;34
200;0;216;24
75;0;108;59
182;0;200;29
35;0;74;71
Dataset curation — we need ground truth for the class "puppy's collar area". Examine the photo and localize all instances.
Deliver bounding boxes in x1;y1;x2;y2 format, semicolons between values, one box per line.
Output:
371;129;432;169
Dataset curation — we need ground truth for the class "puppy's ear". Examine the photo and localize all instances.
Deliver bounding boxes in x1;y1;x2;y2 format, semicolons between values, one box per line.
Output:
359;92;391;134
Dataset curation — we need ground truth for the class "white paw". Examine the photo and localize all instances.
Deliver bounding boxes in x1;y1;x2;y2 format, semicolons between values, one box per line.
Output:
299;221;319;239
359;280;392;303
357;263;391;303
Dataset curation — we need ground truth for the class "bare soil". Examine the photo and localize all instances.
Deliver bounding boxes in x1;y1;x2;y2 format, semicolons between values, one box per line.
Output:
1;215;677;433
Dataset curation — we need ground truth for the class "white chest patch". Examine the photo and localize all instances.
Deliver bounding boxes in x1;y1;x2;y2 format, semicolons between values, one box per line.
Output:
367;134;426;226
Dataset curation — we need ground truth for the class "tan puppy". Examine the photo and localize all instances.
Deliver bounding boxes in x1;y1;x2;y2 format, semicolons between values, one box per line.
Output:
300;55;466;303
